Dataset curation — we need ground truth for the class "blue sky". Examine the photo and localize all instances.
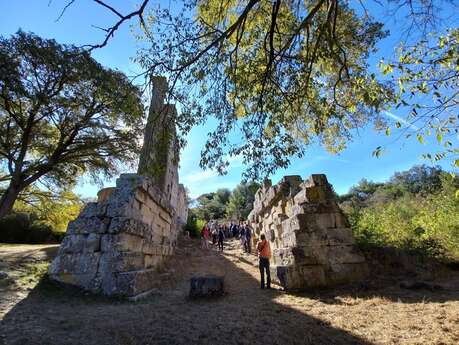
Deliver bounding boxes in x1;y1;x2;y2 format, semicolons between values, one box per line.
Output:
0;0;456;199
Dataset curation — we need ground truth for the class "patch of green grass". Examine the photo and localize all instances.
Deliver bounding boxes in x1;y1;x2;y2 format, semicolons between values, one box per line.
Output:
18;262;49;286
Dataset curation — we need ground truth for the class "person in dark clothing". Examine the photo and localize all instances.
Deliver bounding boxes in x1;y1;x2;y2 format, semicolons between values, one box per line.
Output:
232;224;239;238
256;234;271;289
244;225;252;253
212;228;217;245
217;227;225;251
239;225;246;249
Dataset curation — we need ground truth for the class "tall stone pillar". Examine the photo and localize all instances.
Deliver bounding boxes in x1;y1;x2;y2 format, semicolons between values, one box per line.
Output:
138;76;178;202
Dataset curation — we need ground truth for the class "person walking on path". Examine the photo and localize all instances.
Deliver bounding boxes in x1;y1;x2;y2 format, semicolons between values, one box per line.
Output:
256;234;271;289
211;228;218;246
217;227;225;251
239;224;246;250
244;224;252;253
201;225;210;249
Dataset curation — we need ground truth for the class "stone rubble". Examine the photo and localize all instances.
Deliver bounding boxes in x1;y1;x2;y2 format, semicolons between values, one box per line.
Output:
248;174;368;290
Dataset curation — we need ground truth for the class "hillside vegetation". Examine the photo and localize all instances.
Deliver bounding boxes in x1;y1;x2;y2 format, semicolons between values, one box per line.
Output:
340;165;459;261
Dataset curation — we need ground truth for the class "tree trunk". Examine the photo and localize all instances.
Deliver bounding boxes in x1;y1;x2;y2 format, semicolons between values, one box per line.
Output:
0;183;21;218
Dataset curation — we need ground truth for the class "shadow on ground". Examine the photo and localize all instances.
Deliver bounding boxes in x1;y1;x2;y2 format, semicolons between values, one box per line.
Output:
1;239;458;345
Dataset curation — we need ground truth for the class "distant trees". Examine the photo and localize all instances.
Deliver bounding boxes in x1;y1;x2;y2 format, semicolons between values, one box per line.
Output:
226;182;261;220
195;189;231;220
340;165;459;260
191;182;260;222
0;31;144;218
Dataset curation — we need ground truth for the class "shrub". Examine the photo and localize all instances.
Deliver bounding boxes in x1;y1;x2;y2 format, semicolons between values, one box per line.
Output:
184;211;207;237
0;212;61;243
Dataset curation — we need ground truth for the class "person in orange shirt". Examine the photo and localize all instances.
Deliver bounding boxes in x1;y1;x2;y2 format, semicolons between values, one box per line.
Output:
256;234;271;289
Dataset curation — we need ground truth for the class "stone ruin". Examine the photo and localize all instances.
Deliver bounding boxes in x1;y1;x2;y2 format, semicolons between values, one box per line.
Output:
248;174;368;290
49;77;188;299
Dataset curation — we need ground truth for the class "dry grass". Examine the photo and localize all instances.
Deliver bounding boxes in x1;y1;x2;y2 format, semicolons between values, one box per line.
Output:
0;239;458;345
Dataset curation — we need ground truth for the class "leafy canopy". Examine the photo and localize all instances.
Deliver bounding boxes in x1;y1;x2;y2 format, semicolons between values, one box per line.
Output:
136;0;391;179
0;31;144;216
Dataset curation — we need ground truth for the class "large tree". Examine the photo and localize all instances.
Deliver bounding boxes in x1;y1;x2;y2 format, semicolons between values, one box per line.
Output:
135;0;391;179
0;31;144;218
53;0;457;177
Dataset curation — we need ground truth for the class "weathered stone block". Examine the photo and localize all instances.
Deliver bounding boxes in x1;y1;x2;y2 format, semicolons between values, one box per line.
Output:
324;245;366;264
67;217;110;235
108;217;149;237
326;263;368;285
101;233;144;253
301;265;327;287
99;252;144;273
49;253;100;275
189;276;224;298
144;254;162;269
97;188;115;202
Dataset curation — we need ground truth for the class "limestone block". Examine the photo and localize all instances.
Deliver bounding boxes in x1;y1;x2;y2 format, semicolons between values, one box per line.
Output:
189;276;224;298
49;253;100;275
108;217;149;237
106;200;138;218
108;269;160;296
291;247;321;265
323;228;355;246
294;228;355;247
134;189;148;204
99;252;145;273
305;174;329;187
142;242;158;255
79;202;108;218
97;188;115;202
59;235;86;253
278;175;303;197
144;254;162;269
326;263;368;285
67;216;110;235
86;233;101;252
324;245;366;265
301;265;327;287
315;213;336;229
272;248;295;266
333;212;349;228
282;214;315;233
101;233;144;253
59;233;100;253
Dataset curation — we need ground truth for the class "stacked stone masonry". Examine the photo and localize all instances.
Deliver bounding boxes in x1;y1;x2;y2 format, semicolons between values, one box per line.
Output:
49;77;188;298
248;174;368;290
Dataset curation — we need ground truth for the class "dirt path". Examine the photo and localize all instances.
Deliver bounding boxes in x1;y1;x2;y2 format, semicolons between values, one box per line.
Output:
0;239;458;345
0;244;59;319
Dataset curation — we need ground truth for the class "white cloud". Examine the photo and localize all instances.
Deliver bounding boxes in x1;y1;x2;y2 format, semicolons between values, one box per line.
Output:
181;169;218;184
383;111;419;131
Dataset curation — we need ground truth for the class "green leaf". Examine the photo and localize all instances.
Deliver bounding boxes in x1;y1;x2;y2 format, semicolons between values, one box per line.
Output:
436;133;443;143
417;134;424;144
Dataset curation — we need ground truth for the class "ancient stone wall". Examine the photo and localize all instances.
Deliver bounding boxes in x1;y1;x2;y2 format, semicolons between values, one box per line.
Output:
49;77;188;298
248;174;367;290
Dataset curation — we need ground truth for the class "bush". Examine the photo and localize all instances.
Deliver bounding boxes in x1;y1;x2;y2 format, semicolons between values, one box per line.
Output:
347;175;459;260
184;211;206;237
0;212;61;244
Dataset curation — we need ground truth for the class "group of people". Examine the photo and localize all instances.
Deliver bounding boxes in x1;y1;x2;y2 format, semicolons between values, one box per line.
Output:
200;221;252;252
200;220;271;289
